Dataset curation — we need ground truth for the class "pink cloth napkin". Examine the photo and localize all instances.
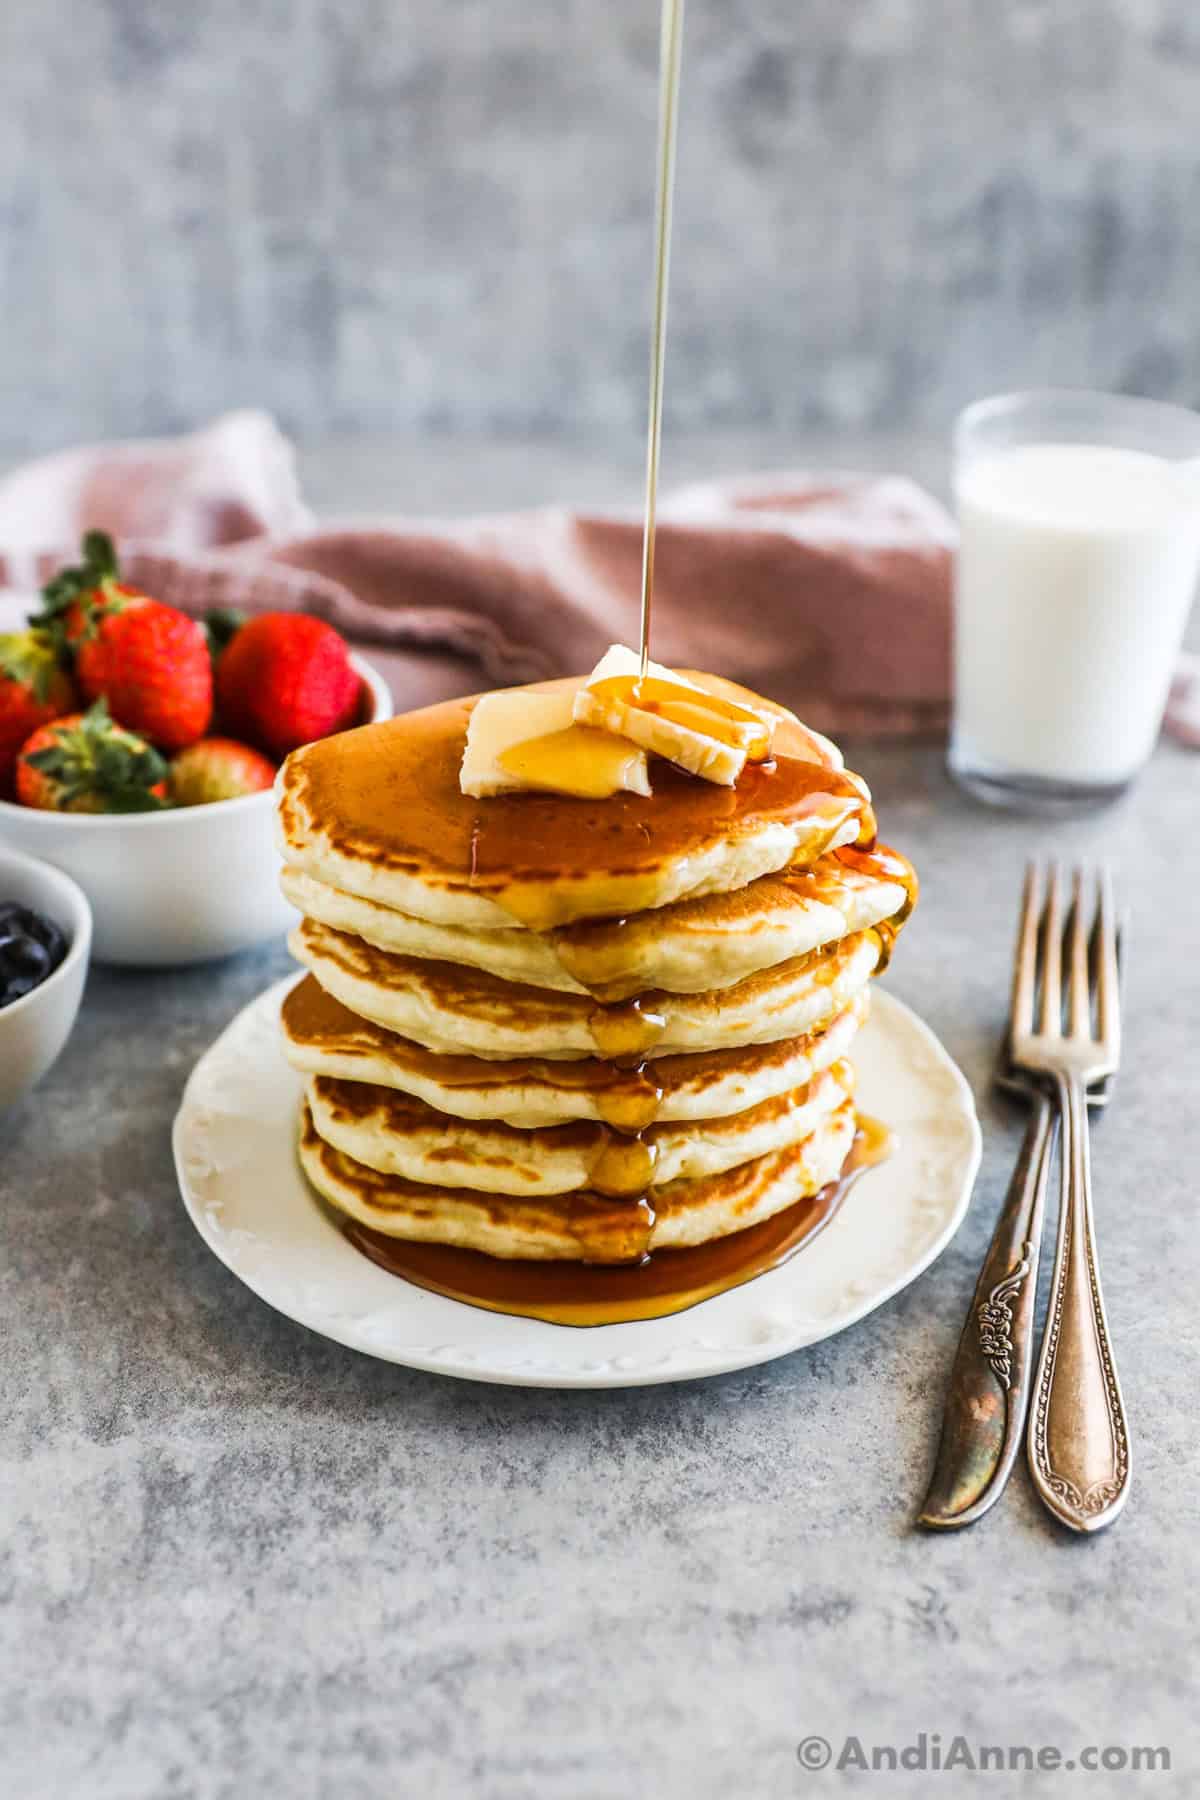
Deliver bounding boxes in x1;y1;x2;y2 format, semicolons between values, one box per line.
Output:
2;408;1192;742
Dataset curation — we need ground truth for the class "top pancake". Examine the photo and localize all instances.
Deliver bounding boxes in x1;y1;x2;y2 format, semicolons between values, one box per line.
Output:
276;673;877;930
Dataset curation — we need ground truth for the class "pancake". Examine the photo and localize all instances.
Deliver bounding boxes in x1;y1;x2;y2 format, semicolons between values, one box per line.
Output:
280;843;912;1001
289;916;881;1060
305;1057;854;1197
298;1096;858;1260
282;976;869;1127
275;674;877;931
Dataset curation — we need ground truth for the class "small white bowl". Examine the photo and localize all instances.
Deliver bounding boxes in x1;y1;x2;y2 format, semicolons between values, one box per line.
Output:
0;847;92;1109
0;653;392;966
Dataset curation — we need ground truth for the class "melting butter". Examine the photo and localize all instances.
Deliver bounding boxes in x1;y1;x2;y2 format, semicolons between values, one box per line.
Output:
461;688;650;799
573;644;776;785
497;724;652;801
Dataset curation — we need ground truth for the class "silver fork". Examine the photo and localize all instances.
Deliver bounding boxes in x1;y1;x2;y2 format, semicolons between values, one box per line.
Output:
1012;861;1130;1533
919;876;1118;1532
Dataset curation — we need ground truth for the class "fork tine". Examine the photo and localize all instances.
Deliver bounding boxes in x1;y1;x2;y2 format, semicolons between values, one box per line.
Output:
1095;865;1121;1062
1010;860;1041;1049
1067;864;1090;1038
1038;861;1063;1037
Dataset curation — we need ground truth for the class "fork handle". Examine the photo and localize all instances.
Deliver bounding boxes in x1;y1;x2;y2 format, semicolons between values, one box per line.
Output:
918;1090;1054;1529
1027;1072;1131;1532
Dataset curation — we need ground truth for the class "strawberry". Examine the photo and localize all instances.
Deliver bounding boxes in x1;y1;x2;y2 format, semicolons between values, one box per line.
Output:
34;531;212;751
76;599;212;752
35;532;131;657
215;612;361;758
170;737;276;806
16;700;169;813
0;631;76;798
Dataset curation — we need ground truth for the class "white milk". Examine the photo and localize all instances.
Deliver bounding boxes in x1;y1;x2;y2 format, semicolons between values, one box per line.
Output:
953;443;1200;785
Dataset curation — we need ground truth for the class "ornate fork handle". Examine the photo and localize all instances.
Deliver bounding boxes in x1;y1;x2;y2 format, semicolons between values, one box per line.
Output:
918;1090;1055;1529
1027;1072;1131;1532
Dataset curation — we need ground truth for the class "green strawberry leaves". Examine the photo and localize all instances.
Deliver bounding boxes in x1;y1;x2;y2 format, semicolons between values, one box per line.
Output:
204;607;246;671
0;630;60;704
37;529;120;610
30;530;125;655
24;698;169;812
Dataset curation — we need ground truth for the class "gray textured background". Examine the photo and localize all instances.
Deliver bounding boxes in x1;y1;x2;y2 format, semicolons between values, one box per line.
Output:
2;0;1199;456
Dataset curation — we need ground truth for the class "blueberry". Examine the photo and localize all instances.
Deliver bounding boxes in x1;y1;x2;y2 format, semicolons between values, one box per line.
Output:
0;902;70;1009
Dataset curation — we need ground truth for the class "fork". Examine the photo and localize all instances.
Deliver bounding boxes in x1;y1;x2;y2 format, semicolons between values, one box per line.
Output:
1011;862;1131;1533
919;874;1118;1532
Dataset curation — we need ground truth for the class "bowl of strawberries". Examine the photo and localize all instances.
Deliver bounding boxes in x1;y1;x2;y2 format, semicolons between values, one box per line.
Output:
0;533;391;965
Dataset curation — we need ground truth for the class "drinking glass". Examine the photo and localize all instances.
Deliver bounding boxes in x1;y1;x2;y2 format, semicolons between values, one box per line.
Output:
948;388;1200;812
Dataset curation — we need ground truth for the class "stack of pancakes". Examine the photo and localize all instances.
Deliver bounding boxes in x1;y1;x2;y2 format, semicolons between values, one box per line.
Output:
276;676;915;1265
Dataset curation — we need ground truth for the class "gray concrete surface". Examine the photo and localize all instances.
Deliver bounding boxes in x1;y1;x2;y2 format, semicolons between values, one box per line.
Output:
2;437;1199;1797
4;1;1200;453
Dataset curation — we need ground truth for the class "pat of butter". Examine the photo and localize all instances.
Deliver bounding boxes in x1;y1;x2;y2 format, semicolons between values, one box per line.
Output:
460;690;652;799
572;645;775;786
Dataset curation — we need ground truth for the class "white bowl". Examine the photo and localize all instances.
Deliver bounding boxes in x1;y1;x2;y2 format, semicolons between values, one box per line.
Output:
0;847;92;1108
0;654;392;967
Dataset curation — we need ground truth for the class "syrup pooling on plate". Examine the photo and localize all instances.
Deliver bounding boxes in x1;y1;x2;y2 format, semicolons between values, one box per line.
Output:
342;1116;895;1326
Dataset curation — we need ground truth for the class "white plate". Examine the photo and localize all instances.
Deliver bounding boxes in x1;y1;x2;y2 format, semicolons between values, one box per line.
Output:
173;977;981;1388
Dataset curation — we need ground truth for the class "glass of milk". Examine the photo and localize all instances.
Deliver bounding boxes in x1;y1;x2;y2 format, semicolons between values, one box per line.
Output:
949;389;1200;811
